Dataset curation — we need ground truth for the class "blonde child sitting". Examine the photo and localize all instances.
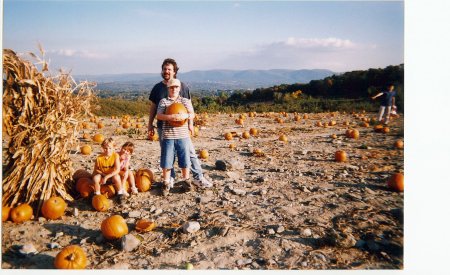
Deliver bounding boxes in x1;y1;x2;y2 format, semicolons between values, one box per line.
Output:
118;141;139;195
92;138;129;197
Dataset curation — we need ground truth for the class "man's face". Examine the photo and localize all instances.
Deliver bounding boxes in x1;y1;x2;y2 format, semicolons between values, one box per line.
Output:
162;64;175;81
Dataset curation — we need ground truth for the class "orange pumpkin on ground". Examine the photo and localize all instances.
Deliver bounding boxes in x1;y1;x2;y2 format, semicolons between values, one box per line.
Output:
374;124;384;132
10;203;33;223
41;196;67;220
387;173;404;192
235;118;244;126
279;134;288;142
92;133;104;143
335;150;347;162
54;245;88;269
136;169;153;192
249;128;258;136
135;219;157;232
331;134;337;139
199;149;209;159
166;102;188;127
100;184;116;198
2;206;11;222
92;194;110;212
242;131;250;139
76;177;94;198
382;127;390;133
229;143;236;150
224;132;233;140
394;140;404;149
101;215;129;240
346;129;359;139
80;145;92;155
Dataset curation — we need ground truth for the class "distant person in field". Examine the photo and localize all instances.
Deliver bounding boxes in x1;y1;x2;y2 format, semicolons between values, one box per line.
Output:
372;84;397;124
92;138;129;198
156;78;195;196
118;141;139;195
147;58;212;189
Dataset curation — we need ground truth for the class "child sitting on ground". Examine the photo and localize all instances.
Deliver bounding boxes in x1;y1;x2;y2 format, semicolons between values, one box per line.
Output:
92;137;129;197
118;141;139;195
156;78;195;196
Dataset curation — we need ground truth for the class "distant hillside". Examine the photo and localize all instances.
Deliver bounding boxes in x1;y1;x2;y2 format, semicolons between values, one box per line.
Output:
75;69;334;92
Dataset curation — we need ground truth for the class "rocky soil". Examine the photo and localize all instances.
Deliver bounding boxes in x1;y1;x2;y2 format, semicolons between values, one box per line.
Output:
1;111;403;270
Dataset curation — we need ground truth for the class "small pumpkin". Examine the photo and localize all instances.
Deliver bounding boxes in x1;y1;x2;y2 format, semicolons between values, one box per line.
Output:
199;149;209;160
335;150;347;162
387;173;404;192
329;120;336;126
135;219;157;232
92;133;104;143
249;128;258;136
394;140;404;149
229;143;236;150
80;145;92;155
242;131;250;139
82;133;90;139
278;134;288;142
303;114;309;119
100;184;116;198
54;245;88;269
382;127;390;133
316;121;323;127
92;194;110;212
374;124;384;132
346;129;359;139
275;118;284;124
150;132;159;141
2;206;11;222
41;196;67;220
294;115;301;122
136;169;153;192
76;177;94;198
224;132;233;140
235;118;244;126
101;215;129;240
97;122;104;129
330;134;337;139
10;203;33;223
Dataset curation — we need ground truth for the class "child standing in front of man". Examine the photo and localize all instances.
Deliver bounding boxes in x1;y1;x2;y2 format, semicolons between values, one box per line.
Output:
156;78;195;196
118;141;139;195
92;137;129;198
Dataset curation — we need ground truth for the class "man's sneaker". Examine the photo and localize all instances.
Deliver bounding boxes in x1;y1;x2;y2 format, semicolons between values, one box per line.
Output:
162;181;171;196
193;176;213;188
181;178;194;192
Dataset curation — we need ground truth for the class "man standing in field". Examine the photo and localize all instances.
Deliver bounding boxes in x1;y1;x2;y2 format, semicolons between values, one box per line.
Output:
147;58;213;188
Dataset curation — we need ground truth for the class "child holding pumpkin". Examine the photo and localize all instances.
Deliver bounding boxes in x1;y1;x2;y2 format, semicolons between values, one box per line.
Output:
92;138;129;197
118;141;139;195
156;78;195;196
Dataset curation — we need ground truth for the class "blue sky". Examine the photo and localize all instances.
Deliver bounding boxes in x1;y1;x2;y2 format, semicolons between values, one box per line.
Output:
3;0;404;75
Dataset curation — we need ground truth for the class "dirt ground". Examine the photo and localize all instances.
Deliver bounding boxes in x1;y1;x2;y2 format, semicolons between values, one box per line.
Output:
1;111;403;270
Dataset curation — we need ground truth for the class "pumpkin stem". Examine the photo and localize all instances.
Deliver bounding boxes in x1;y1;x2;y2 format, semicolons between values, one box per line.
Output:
67;253;76;261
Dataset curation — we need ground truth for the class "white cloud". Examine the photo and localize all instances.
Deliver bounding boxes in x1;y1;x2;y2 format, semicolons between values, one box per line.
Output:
283;37;356;49
211;37;390;71
233;3;241;8
49;49;109;59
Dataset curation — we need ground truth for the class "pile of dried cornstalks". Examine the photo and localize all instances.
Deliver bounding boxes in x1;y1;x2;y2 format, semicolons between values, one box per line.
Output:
2;48;95;211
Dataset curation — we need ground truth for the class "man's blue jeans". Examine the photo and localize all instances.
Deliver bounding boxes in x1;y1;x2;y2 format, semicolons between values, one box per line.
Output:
158;127;203;180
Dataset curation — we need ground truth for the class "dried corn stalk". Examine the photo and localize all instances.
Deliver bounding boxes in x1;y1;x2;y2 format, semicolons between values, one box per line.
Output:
2;48;95;210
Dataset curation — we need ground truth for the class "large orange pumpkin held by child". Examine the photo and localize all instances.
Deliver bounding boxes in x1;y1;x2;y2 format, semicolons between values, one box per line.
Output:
166;102;188;127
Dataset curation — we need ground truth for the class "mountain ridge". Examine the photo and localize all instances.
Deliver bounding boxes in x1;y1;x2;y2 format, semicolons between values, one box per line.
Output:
75;69;335;91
